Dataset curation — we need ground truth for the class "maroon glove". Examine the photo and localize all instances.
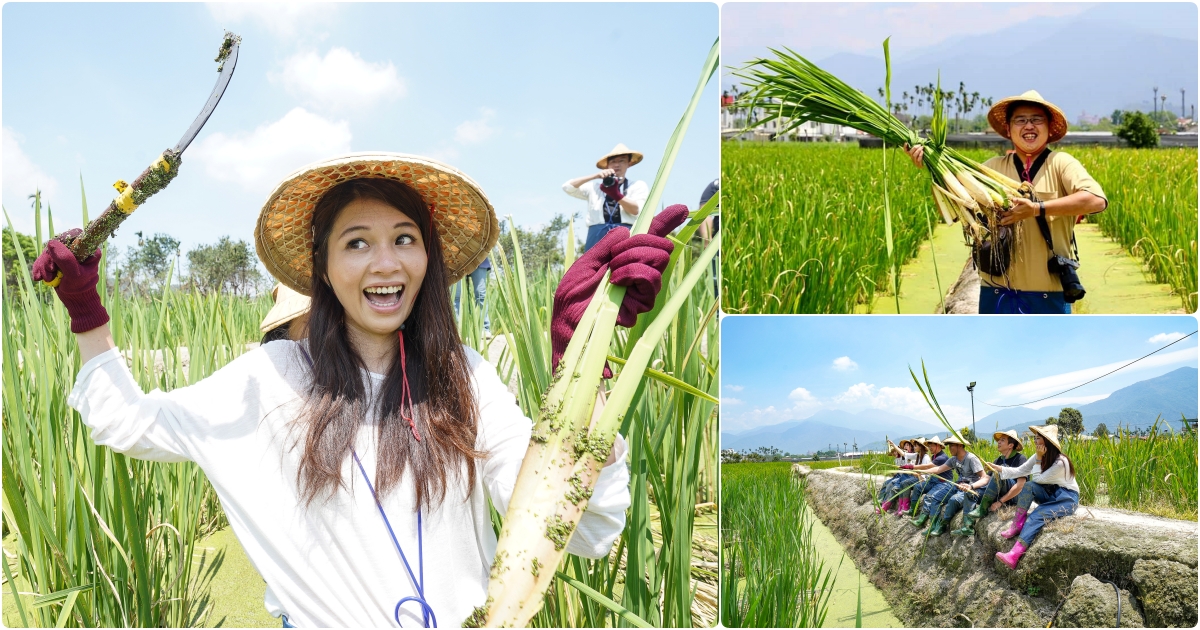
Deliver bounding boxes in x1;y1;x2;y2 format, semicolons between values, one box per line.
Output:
550;204;690;377
31;228;109;333
598;177;625;201
901;464;915;470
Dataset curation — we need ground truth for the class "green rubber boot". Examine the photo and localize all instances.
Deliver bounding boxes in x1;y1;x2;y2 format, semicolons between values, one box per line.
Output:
910;512;929;528
952;514;977;537
929;517;948;536
966;496;995;519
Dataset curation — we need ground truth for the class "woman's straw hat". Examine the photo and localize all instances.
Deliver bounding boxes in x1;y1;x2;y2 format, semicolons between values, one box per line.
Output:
1029;425;1063;451
259;283;311;334
993;429;1024;452
914;437;928;450
255;153;500;295
987;90;1069;144
595;143;644;169
898;439;914;450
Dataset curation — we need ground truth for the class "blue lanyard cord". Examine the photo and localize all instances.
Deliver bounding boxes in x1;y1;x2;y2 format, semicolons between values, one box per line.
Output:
351;451;437;628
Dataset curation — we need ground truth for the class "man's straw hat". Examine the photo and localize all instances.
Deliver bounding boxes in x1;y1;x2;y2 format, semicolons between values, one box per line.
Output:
987;90;1069;144
993;429;1024;452
259;283;311;334
255;153;500;295
943;434;969;448
925;435;945;447
596;143;644;169
1029;425;1063;451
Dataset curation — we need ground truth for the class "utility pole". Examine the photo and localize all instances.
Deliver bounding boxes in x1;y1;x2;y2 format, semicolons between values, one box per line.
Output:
1182;88;1186;119
1153;86;1159;117
967;382;977;443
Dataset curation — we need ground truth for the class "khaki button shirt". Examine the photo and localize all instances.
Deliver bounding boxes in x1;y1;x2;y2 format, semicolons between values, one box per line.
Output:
978;151;1107;292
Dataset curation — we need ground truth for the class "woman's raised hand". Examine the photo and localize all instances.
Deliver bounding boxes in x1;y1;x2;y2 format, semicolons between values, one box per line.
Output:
31;228;110;333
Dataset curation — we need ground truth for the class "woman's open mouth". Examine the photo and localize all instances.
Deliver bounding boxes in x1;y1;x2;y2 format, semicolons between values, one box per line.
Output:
364;285;404;309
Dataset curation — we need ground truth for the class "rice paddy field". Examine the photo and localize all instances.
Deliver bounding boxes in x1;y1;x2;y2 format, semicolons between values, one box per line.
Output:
722;142;1198;314
2;217;719;627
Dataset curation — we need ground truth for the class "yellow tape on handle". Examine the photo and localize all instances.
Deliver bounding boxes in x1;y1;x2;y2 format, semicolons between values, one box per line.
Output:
113;179;138;214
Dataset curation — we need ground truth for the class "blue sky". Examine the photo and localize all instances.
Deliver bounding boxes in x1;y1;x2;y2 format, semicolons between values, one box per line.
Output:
721;316;1199;433
3;3;718;260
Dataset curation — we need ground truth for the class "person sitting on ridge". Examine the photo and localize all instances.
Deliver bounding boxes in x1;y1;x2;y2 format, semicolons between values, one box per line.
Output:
952;429;1028;537
989;425;1079;569
925;434;986;536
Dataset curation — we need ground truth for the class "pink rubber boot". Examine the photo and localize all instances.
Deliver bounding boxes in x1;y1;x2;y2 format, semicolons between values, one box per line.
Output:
877;499;895;514
995;541;1027;569
1000;508;1028;539
896;497;910;516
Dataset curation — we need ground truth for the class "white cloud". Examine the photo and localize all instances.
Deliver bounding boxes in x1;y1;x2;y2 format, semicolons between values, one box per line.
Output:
3;127;60;221
722;397;743;406
994;347;1198;402
832;356;858;371
189;108;351;191
207;3;337;38
788;387;816;402
274;48;405;112
832;382;968;426
454;108;497;144
1149;332;1186;344
725;385;744;392
833;382;875;404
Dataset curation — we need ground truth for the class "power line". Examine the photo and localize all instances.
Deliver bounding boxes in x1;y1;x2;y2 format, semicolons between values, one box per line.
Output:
981;330;1197;408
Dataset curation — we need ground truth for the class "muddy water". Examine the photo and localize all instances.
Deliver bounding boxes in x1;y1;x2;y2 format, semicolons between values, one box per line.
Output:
805;504;903;628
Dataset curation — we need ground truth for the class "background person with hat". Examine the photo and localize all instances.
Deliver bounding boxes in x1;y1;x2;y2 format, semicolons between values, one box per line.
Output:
952;430;1029;537
260;283;311;344
889;437;932;517
35;152;687;627
906;435;956;525
988;425;1080;569
924;435;986;536
876;438;917;514
907;90;1108;314
563;143;652;252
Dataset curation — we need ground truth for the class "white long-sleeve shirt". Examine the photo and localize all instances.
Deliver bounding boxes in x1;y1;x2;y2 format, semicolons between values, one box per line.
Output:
562;178;650;226
68;341;630;628
997;452;1079;493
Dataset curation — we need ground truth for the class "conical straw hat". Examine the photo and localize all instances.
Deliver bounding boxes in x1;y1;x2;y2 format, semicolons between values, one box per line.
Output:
1029;425;1062;451
987;90;1069;144
255;152;500;295
595;143;644;169
259;283;311;334
993;429;1024;452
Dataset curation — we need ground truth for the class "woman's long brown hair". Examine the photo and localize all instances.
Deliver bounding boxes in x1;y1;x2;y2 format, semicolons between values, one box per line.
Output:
1039;440;1075;479
297;178;482;510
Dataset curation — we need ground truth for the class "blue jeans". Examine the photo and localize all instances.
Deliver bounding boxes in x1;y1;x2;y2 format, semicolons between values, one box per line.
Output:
979;287;1071;314
454;266;489;331
282;615;294;628
1016;481;1079;547
981;475;1019;506
939;487;977;522
918;478;954;516
584;222;632;252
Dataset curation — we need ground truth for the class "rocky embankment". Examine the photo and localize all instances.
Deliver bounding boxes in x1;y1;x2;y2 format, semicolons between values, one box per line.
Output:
794;465;1198;628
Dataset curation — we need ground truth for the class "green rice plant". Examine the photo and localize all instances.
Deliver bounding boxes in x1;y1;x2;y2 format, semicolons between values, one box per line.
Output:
1070;146;1198;312
3;203;269;627
720;462;836;628
721;143;999;313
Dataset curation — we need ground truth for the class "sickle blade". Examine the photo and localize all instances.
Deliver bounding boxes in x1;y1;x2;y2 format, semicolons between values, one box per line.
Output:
173;32;241;154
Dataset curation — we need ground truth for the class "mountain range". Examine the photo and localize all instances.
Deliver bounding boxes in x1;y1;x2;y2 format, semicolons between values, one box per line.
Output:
728;4;1198;123
723;367;1197;453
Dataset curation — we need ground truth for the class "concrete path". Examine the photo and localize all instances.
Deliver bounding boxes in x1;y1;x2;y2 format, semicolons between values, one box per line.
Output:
869;222;1185;314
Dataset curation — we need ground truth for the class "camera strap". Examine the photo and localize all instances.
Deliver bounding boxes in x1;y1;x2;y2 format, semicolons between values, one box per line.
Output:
1013;150;1074;262
602;178;629;224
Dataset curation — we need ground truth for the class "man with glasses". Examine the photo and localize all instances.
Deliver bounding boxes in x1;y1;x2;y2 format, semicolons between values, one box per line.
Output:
564;144;651;252
907;91;1107;313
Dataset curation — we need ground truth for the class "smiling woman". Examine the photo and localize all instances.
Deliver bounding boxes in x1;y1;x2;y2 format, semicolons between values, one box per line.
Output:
24;150;696;627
